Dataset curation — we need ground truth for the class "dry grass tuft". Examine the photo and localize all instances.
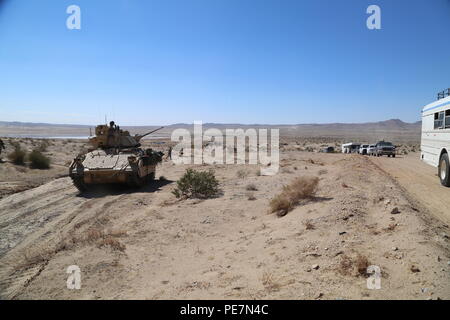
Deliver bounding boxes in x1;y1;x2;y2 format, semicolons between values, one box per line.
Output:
261;271;281;291
339;255;353;275
85;227;127;251
269;195;292;216
269;176;319;217
384;223;398;232
86;228;104;242
338;253;371;277
303;219;315;230
159;198;178;207
15;248;51;271
98;236;126;251
355;254;370;276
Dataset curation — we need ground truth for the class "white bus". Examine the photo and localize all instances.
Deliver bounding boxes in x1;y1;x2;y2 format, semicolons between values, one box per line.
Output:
341;142;360;154
420;89;450;187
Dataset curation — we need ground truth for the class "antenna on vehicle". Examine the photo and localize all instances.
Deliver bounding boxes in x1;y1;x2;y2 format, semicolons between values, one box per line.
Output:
437;88;450;100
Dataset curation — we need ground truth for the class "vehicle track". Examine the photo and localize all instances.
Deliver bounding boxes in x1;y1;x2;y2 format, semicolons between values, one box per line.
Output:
0;179;134;299
0;177;130;258
369;153;450;225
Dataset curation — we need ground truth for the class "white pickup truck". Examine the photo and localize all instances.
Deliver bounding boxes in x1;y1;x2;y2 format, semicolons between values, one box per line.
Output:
359;144;369;155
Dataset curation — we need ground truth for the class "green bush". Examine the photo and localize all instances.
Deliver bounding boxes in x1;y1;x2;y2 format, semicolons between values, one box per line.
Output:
172;169;219;199
8;145;26;165
29;150;50;169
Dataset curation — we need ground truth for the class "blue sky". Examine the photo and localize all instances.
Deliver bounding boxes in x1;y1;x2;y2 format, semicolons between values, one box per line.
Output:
0;0;449;125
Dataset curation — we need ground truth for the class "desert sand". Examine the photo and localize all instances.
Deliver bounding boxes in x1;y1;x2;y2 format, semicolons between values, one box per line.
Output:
0;134;449;300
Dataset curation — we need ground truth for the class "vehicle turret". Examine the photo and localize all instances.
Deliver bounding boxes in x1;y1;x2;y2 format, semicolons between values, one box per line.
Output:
88;122;164;149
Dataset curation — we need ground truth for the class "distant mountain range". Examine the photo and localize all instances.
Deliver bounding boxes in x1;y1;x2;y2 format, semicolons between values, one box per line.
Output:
0;119;421;143
0;119;421;129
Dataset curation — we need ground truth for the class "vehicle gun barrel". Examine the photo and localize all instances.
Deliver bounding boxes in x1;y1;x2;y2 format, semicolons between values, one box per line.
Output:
135;126;165;141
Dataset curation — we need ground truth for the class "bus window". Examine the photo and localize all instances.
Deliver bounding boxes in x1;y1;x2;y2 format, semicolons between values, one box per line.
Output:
434;111;444;129
446;110;450;129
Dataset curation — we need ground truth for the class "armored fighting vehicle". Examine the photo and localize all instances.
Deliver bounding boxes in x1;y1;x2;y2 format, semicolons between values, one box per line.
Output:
69;121;164;192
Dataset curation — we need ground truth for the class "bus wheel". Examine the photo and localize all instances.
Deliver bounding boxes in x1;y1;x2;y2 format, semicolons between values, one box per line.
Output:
439;153;450;187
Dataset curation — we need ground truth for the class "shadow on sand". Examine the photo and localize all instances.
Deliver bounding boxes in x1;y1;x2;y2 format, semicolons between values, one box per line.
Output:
76;179;174;199
311;196;333;203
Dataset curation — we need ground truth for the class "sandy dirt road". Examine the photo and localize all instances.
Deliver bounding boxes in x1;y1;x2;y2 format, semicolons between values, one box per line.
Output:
369;153;450;226
1;150;449;300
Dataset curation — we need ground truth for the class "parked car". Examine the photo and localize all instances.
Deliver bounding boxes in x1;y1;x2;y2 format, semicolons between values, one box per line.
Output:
374;141;396;157
320;146;335;153
368;144;376;156
359;144;369;155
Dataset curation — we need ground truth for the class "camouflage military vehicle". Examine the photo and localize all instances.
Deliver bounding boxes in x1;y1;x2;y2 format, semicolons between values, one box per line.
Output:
69;121;164;192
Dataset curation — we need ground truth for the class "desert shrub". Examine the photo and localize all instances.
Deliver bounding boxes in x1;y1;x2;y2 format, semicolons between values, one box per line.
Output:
339;254;370;277
269;176;319;216
246;183;258;191
269;194;293;216
172;169;219;199
8;144;26;165
29;150;50;169
37;140;50;152
355;254;370;276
